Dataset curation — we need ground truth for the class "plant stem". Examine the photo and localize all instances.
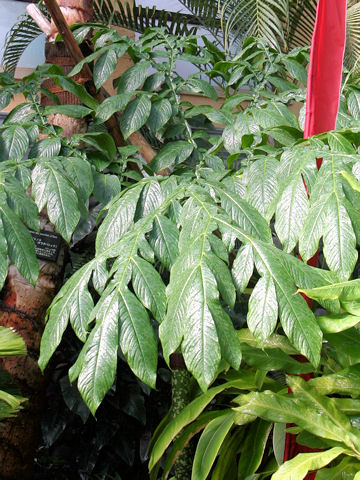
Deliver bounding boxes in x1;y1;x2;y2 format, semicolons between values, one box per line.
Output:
170;354;195;480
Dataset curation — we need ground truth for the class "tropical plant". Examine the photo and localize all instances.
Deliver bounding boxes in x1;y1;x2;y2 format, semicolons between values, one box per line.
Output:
3;24;360;479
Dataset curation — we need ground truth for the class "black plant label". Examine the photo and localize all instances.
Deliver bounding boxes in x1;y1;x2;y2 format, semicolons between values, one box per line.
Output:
29;230;62;262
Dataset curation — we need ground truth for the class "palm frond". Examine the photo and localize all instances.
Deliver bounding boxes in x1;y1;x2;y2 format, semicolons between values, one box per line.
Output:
345;2;360;72
180;0;288;53
1;6;47;75
93;0;197;37
287;0;317;50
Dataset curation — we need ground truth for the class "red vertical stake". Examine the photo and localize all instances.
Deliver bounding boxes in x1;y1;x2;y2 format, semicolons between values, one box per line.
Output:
283;1;347;478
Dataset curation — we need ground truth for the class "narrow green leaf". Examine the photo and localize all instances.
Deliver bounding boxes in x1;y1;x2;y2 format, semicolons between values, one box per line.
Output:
43;105;92;118
192;412;235;480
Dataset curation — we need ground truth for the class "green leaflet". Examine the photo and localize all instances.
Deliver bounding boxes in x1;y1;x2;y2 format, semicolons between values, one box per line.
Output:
208;182;272;242
117;61;151;94
148;214;179;270
308;365;360;396
0;125;28;162
236;390;355;448
39;262;95;371
192;412;235;480
147;99;172;133
299;155;358;280
120;95;152;139
93;50;118;89
316;313;360;333
96;183;144;254
3;175;39;231
247;275;278;345
0;326;26;356
272;448;346;480
149;141;194;172
275;176;308;253
32;161;81;243
78;288;120;414
95;92;133;122
245;157;279;221
0;217;8;292
130;255;166;322
0;203;38;286
288;376;360;447
232;244;254;295
118;287;157;388
315;457;360;479
28;137;61;159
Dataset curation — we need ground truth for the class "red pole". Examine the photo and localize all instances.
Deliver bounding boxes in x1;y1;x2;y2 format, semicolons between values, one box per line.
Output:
283;1;347;478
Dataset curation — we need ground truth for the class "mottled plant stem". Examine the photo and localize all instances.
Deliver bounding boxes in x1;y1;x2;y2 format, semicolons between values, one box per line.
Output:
170;354;195;480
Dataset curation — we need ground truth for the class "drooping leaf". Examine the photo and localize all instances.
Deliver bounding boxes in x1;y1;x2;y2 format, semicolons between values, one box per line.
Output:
118;287;157;388
78;289;119;414
192;412;235;480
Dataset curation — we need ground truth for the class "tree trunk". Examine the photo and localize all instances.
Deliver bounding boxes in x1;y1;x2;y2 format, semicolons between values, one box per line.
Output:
0;2;93;478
